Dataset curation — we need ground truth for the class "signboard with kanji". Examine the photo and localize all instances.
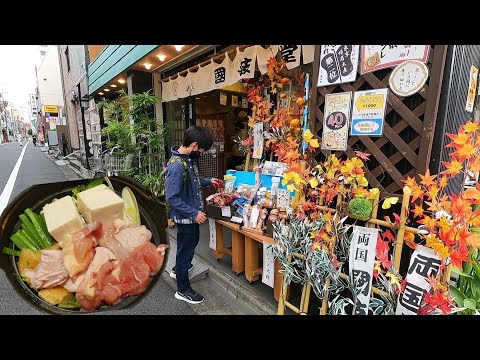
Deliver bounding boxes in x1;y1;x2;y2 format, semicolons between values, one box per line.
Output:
318;45;359;87
350;89;388;136
321;92;352;150
360;45;430;74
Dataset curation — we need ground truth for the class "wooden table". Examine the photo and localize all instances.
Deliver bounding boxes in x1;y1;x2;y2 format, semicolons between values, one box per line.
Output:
212;219;284;301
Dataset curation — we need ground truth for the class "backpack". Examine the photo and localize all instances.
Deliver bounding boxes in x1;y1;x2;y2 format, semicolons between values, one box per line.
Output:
156;155;189;213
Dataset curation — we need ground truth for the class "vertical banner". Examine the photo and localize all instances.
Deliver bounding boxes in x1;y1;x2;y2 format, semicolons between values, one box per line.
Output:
302;45;315;64
279;45;302;70
350;88;388;136
192;62;214;96
262;243;275;288
361;45;430;74
161;79;173;102
219;92;227;106
208;218;217;250
396;245;442;315
321;92;352;150
252;122;264;159
213;53;235;89
318;45;359;87
233;46;257;82
466;65;479;112
256;45;279;74
349;225;379;315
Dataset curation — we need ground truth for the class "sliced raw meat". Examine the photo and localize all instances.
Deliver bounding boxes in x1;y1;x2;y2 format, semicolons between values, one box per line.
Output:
64;247;116;293
76;243;168;311
21;250;69;289
99;221;152;259
98;223;130;260
62;223;100;277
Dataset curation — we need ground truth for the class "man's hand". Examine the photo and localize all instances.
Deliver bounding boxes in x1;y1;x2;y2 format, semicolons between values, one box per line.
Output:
195;211;207;224
211;178;224;189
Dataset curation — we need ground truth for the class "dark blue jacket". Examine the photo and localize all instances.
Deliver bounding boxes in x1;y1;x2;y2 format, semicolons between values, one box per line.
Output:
165;146;212;223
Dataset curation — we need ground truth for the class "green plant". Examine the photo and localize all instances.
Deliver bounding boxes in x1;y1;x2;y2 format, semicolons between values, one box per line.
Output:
27;129;33;136
348;198;372;218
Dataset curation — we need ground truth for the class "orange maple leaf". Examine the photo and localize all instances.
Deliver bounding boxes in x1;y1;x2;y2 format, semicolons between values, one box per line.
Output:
464;187;480;200
450;248;473;268
419;169;437;187
441;159;463;176
412;204;424;218
427;185;440;200
418;215;437;231
450;194;471;219
466;232;480;249
461;119;480;133
438;176;449;188
425;200;441;212
439;195;452;211
354;150;371;161
402;176;417;189
451;143;476;162
446;132;470;148
468;157;480;173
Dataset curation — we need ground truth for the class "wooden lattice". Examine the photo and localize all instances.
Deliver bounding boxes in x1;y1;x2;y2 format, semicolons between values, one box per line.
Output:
309;45;448;195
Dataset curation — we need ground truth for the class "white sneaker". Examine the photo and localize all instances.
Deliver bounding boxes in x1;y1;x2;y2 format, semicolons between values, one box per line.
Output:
169;264;194;279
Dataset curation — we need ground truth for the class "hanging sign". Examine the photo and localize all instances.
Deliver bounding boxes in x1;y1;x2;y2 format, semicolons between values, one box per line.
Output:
232;95;239;107
389;60;429;97
256;45;279;74
252;122;264;159
262;243;275;288
395;245;441;315
241;97;248;108
213;53;236;90
350;89;388;136
208;218;216;251
321;91;352;150
466;65;479;112
279;45;301;70
349;225;379;315
302;45;315;65
361;45;430;74
233;46;257;82
220;92;227;106
318;45;359;87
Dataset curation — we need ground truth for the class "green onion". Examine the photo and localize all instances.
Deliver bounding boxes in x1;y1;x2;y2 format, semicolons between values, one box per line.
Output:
25;209;51;248
3;247;21;256
19;214;44;246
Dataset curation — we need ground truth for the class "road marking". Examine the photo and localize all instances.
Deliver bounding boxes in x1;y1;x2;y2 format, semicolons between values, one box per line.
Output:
0;142;29;216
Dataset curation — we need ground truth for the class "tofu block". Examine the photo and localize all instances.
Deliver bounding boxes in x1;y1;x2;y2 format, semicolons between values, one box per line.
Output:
76;185;124;224
43;196;85;243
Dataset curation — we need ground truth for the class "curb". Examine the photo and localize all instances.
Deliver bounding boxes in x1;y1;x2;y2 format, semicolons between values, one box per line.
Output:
168;233;277;315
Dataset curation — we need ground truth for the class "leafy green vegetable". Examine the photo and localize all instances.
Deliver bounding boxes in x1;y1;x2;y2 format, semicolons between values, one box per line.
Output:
72;178;105;198
25;208;53;248
2;247;21;256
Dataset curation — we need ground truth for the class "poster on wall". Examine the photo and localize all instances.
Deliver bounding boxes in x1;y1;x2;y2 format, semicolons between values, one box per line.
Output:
395;245;441;315
252;122;264;159
466;65;479;112
232;95;239;107
349;226;379;315
360;45;430;74
321;92;352;150
220;92;227;106
388;60;429;97
350;89;388;137
241;97;248;108
317;45;359;87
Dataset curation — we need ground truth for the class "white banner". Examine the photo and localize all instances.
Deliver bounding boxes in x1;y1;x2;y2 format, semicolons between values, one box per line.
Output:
233;46;257;82
161;79;173;102
279;45;301;70
177;71;196;99
302;45;315;64
349;225;379;315
213;53;235;89
262;243;275;288
192;62;214;96
209;218;217;250
395;245;441;315
256;45;279;74
252;122;264;159
318;45;359;87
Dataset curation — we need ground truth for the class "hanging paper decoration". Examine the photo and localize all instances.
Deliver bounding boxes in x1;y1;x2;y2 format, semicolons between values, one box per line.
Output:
213;53;235;90
349;225;379;315
233;46;257;82
395;245;441;315
279;45;301;70
161;79;173;102
256;45;279;74
302;45;315;64
192;62;214;96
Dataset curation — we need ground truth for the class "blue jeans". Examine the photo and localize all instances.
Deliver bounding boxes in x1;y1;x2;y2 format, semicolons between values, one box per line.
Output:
176;223;200;293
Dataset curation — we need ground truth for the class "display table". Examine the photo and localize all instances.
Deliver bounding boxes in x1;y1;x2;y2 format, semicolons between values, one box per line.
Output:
212;219;283;301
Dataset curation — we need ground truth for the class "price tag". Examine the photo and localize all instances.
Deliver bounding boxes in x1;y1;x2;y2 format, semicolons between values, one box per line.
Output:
221;206;231;217
262;243;275;288
230;216;243;223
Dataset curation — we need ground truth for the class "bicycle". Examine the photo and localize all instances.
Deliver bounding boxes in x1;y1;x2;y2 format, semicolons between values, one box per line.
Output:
93;146;135;178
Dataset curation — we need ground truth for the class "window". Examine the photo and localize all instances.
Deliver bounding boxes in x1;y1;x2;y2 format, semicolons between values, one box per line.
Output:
65;47;71;72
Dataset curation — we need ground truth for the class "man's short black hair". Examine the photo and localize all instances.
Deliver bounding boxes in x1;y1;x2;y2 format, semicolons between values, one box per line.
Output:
183;125;213;150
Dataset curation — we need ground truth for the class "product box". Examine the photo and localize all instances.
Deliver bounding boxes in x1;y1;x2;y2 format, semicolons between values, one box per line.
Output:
206;204;235;221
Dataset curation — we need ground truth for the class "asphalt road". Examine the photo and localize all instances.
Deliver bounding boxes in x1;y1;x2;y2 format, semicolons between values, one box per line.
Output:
0;141;194;315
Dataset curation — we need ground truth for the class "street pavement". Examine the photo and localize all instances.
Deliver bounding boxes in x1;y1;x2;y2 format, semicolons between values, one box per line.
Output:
0;141;197;315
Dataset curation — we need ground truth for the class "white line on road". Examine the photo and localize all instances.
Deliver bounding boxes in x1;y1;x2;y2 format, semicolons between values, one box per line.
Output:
0;142;29;216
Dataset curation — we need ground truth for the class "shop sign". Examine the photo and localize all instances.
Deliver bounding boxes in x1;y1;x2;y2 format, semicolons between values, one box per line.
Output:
209;218;216;250
349;226;379;315
321;92;352;150
465;65;479;112
279;45;302;70
350;89;388;137
318;45;359;87
44;105;58;113
262;243;275;288
252;122;264;159
233;46;257;81
388;60;429;97
396;245;441;315
360;45;430;74
232;95;239;107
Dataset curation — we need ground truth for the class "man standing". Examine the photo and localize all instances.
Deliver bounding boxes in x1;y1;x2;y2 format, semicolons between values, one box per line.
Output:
61;133;69;156
165;125;223;304
17;133;22;146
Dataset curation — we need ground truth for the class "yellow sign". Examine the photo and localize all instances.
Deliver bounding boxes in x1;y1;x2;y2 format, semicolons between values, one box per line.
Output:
466;65;478;113
44;105;59;113
355;94;385;110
